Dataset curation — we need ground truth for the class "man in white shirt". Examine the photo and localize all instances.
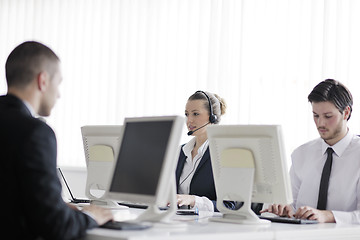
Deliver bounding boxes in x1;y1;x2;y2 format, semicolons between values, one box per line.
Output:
262;79;360;224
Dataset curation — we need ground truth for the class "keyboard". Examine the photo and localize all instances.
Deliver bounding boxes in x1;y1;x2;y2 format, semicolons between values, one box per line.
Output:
259;215;318;224
70;198;90;204
100;221;152;230
176;209;199;215
117;202;148;209
117;202;169;211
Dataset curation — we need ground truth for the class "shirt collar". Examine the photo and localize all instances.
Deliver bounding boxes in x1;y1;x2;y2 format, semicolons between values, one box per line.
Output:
321;130;353;157
183;137;209;158
22;100;36;117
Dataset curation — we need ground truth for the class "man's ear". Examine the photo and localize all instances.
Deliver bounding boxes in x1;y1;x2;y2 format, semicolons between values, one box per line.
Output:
36;72;48;92
343;106;351;120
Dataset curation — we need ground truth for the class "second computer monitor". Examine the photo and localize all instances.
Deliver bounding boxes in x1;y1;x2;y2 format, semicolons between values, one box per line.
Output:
207;124;293;224
81;125;123;201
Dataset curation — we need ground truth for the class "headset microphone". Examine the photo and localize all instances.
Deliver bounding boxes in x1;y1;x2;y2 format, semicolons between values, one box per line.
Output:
187;122;210;136
186;91;218;136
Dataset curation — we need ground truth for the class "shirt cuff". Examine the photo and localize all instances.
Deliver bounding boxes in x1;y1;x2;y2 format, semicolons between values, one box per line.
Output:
194;196;214;212
82;210;97;223
332;210;360;224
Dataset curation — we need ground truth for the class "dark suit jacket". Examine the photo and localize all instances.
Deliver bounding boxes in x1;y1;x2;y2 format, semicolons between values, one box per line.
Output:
0;94;97;240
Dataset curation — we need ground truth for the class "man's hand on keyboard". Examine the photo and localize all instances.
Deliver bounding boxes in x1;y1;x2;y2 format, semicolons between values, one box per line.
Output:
82;204;114;225
260;204;294;218
293;206;335;223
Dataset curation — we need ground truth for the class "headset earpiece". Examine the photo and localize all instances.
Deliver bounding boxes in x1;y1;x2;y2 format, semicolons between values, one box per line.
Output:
195;90;217;124
209;114;217;124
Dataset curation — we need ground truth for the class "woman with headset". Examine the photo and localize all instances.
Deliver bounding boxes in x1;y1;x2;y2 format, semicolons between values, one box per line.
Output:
175;90;226;212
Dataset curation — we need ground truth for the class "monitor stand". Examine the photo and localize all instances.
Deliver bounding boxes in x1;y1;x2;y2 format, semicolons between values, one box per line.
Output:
87;187;128;209
209;148;270;225
90;199;128;209
135;178;186;228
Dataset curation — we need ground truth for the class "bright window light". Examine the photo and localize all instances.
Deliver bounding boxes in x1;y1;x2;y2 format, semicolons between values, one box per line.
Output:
1;0;360;167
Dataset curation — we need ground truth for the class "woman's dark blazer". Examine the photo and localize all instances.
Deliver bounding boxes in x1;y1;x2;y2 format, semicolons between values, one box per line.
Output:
175;145;216;201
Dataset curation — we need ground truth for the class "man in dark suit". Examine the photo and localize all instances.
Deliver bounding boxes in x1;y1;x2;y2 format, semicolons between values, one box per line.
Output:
0;41;113;239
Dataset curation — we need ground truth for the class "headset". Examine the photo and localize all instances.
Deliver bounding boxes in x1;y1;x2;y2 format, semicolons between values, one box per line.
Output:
187;91;218;136
195;90;217;124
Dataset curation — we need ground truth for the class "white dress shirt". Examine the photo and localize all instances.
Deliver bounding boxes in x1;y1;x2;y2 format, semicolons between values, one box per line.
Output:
178;137;214;211
22;100;47;122
290;131;360;224
22;100;36;117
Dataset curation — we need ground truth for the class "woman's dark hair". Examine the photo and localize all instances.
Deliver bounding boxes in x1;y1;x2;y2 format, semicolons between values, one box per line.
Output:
308;79;353;120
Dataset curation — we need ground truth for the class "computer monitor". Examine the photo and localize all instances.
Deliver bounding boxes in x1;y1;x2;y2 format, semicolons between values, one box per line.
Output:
81;125;123;205
207;124;293;224
105;116;184;222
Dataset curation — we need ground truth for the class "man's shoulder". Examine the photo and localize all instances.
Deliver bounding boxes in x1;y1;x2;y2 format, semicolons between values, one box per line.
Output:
348;133;360;148
0;94;23;107
292;138;321;156
0;103;54;140
350;133;360;141
296;137;320;149
28;118;55;136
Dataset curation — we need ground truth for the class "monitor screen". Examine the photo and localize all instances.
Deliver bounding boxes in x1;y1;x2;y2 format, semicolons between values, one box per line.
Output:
106;116;184;208
109;120;173;195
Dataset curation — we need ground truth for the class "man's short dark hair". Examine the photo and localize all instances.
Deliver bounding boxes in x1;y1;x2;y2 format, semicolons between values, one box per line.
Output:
308;79;353;120
5;41;59;88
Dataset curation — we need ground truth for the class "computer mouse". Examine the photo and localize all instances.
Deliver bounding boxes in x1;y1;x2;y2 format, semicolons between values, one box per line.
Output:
260;212;279;218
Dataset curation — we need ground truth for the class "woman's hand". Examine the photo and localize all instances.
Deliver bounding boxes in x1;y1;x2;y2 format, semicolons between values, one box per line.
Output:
177;194;196;208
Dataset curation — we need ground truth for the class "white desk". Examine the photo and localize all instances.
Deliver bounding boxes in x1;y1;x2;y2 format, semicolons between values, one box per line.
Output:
86;208;360;240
